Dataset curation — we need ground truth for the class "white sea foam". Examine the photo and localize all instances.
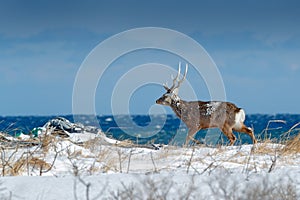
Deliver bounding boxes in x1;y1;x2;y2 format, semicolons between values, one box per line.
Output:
105;117;113;122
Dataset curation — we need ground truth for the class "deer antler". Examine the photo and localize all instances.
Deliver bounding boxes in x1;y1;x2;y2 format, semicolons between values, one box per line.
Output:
163;62;188;91
168;62;182;91
174;63;188;90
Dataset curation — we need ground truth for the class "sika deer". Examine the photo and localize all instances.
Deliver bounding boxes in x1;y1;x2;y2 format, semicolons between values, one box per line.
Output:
156;63;257;146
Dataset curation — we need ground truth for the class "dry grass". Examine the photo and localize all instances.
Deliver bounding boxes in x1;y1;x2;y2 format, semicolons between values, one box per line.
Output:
83;136;133;153
252;119;300;156
252;140;283;155
94;147;119;172
40;135;56;154
11;157;51;176
281;132;300;155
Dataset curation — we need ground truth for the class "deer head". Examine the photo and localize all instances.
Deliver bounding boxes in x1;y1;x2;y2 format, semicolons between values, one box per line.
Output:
156;63;188;106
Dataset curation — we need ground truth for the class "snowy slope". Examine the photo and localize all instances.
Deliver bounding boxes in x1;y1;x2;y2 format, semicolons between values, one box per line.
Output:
0;133;299;199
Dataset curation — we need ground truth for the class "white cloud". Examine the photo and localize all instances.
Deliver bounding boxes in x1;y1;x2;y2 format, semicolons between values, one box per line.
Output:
0;40;79;85
290;64;300;71
252;31;297;47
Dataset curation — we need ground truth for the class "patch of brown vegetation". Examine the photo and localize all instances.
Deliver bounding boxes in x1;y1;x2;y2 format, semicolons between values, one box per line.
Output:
11;157;51;176
252;140;282;155
281;132;300;155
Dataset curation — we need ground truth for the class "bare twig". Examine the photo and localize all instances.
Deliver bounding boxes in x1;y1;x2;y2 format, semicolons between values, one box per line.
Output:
41;146;60;175
200;162;215;175
117;149;123;173
268;150;278;173
78;177;91;200
150;152;158;173
186;147;195;174
126;149;133;173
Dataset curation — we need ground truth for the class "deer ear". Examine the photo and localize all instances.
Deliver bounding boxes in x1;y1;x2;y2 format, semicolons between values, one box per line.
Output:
172;88;179;95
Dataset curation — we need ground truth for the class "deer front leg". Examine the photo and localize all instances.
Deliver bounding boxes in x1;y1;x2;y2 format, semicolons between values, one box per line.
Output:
185;128;199;146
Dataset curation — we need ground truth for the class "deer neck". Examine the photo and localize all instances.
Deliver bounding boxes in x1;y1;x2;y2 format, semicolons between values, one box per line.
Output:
170;98;184;119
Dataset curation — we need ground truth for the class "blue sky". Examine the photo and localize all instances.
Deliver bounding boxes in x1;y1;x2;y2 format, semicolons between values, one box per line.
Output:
0;0;300;116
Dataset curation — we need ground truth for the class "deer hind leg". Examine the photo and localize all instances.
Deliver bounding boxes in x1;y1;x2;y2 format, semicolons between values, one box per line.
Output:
234;124;257;144
221;125;236;146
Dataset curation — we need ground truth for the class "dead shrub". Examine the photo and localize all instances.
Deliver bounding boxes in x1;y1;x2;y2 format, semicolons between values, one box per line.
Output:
39;134;57;154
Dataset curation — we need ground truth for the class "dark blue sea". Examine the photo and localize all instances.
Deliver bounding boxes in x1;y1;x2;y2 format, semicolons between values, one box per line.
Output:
0;114;299;145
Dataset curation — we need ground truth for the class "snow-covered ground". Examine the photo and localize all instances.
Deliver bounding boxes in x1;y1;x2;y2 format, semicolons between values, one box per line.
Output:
0;132;300;199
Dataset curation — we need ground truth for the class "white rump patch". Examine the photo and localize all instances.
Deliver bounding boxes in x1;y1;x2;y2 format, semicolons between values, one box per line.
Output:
234;109;246;129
